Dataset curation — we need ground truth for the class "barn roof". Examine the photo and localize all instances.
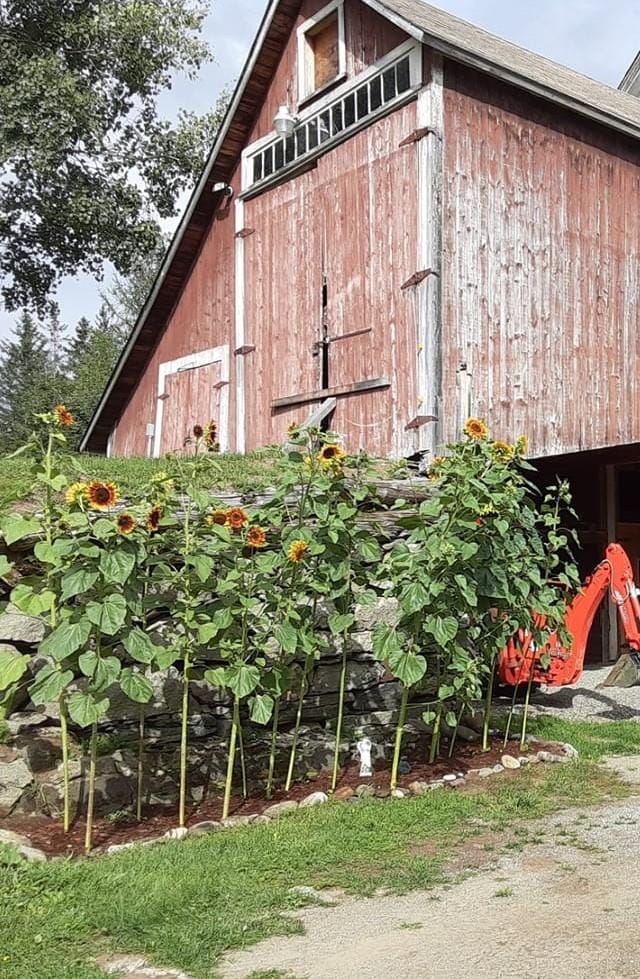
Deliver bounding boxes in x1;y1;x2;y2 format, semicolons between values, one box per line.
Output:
81;0;640;452
620;51;640;96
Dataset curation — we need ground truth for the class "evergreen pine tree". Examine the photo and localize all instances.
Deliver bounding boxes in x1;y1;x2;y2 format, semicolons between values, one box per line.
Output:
0;313;58;450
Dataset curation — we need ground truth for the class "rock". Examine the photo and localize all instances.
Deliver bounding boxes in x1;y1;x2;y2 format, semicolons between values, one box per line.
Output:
492;764;505;774
0;756;33;816
477;767;494;778
288;885;336;905
17;844;47;862
252;814;271;825
0;828;32;847
106;842;137;855
562;742;579;759
501;754;521;770
299;791;328;808
221;814;255;828
527;753;541;765
309;660;386;696
537;750;565;764
374;786;390;798
518;756;530;766
446;778;466;789
391;788;408;798
408;780;431;795
190;820;223;836
0;606;46;645
398;758;412;775
5;712;49;737
263;800;299;819
164;826;189;840
355;784;375;798
354;598;399;631
333;785;354;800
442;773;458;783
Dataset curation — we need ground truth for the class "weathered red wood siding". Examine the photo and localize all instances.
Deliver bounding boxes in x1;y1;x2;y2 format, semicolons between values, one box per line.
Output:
442;63;640;458
111;170;239;457
243;0;417;456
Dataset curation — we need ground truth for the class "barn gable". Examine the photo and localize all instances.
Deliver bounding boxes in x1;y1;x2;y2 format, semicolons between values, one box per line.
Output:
81;0;640;458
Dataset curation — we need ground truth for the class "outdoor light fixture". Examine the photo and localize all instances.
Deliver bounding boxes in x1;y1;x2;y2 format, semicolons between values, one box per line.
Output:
274;104;298;137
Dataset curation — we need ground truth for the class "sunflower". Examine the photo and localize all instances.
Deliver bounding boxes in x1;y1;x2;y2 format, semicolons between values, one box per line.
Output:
463;417;489;440
318;443;345;463
54;404;74;427
428;455;445;480
192;424;204;438
490;440;515;462
146;505;162;533
287;422;300;436
203;420;217;449
288;539;309;563
246;526;267;549
207;508;228;526
117;513;136;535
87;480;119;511
226;506;248;530
65;482;89;506
515;435;529;455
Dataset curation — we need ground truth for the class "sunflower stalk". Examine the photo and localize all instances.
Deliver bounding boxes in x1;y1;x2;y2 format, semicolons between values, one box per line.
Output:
84;722;98;854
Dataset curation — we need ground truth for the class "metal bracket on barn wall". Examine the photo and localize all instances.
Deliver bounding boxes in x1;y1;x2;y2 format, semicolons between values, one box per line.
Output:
410;52;444;462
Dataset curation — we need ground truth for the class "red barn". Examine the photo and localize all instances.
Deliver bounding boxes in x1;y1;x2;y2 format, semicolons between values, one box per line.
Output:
82;1;640;659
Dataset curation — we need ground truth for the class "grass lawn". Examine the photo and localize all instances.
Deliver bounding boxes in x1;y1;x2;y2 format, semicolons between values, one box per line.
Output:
1;718;639;979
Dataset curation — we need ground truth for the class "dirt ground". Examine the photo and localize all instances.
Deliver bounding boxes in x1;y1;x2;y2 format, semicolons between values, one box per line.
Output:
220;757;640;979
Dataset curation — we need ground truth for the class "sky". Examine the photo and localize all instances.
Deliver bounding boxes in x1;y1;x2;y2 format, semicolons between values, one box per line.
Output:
2;0;640;341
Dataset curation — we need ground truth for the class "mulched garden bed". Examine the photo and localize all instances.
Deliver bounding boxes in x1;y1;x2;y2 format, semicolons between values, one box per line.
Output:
0;735;565;858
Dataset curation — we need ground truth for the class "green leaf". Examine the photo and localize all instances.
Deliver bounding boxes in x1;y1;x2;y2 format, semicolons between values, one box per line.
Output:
388;649;426;687
86;594;127;635
34;541;60;566
400;580;430;615
204;666;228;688
372;624;402;662
122;628;157;665
39;618;92;662
155;647;180;670
191;554;214;584
119;668;153;704
78;650;97;677
429;616;459;647
445;711;458;728
226;663;260;699
438;684;455;700
61;567;99;601
0;648;29;691
0;555;12;579
274;622;297;654
99;549;136;586
67;691;109;728
328;612;355;635
2;514;41;545
249;693;274;725
30;666;74;705
422;709;436;725
78;652;120;689
10;583;54;617
359;537;381;562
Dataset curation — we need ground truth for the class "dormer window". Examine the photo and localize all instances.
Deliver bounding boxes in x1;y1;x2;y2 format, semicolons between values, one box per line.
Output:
298;1;346;104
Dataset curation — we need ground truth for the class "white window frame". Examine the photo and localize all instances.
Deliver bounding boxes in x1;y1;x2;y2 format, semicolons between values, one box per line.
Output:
297;0;346;104
241;39;422;195
153;345;230;458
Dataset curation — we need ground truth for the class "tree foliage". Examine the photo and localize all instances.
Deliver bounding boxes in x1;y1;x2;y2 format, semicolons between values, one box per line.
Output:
0;0;228;311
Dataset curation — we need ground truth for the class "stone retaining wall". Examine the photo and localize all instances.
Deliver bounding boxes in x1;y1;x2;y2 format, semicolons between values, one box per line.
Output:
0;597;453;818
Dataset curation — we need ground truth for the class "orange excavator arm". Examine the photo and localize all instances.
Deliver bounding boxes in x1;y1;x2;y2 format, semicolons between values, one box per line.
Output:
498;543;640;687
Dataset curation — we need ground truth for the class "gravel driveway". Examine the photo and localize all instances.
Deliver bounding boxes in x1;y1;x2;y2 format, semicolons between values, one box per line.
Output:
221;768;640;979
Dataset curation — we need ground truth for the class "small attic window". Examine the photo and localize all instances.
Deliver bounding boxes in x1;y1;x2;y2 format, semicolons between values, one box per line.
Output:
298;1;346;103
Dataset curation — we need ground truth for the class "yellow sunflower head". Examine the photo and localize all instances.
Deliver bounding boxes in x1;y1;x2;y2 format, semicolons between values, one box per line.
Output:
87;480;119;511
428;455;446;480
515;435;529;455
246;526;267;549
117;513;136;535
207;508;228;527
317;443;346;472
490;440;515;463
226;507;248;530
463;417;489;441
288;539;309;563
65;482;89;507
146;505;162;533
54;404;74;427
